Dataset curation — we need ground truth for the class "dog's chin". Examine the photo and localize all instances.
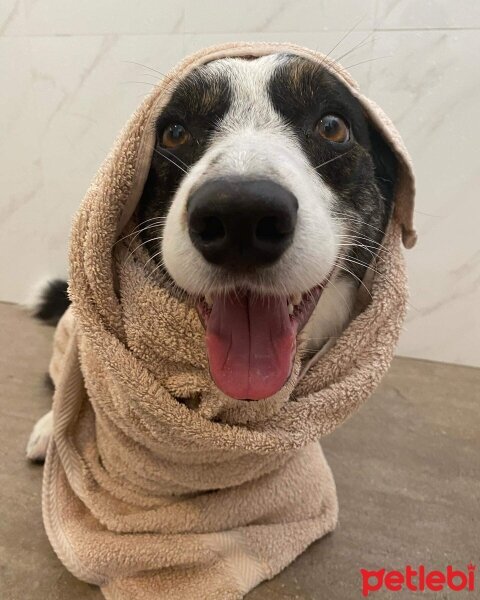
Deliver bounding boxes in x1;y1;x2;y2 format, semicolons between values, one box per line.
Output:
196;280;329;401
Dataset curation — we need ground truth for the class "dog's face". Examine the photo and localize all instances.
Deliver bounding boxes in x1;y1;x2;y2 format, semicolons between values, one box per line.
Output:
137;53;397;401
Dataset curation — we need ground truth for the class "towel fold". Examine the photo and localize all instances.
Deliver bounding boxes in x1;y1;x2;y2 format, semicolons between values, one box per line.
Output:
42;42;415;599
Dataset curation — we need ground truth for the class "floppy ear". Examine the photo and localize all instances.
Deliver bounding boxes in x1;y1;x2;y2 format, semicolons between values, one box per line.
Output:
368;123;398;210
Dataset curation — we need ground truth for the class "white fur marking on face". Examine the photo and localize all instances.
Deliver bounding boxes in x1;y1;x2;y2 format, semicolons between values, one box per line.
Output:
302;275;357;353
162;55;341;298
160;54;356;352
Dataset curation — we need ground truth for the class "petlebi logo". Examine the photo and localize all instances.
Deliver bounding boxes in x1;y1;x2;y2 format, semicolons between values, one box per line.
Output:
360;563;476;596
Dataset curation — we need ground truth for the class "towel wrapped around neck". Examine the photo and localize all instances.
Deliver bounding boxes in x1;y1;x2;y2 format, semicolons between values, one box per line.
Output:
42;42;416;600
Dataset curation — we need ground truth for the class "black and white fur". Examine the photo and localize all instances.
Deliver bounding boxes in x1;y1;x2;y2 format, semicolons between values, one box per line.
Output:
27;53;396;460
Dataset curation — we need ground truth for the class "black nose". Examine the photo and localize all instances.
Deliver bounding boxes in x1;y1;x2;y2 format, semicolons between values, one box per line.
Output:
187;178;298;268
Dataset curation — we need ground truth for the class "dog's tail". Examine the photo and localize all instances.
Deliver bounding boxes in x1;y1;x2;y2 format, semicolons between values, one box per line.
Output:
33;279;70;326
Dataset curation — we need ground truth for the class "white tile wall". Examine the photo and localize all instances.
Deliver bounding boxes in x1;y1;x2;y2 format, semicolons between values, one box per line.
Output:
0;1;478;367
0;0;25;35
184;0;376;33
368;29;480;366
24;0;186;35
375;0;480;29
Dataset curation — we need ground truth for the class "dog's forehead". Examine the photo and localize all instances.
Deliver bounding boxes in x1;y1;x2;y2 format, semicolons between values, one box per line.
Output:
163;53;360;124
201;53;281;79
196;53;340;92
164;54;280;120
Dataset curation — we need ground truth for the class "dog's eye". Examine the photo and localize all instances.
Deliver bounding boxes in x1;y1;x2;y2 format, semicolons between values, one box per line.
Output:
161;123;191;148
316;115;350;144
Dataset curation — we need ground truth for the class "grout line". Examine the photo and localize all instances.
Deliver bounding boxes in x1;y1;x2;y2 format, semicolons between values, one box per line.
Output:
373;26;480;31
2;27;480;38
0;32;186;38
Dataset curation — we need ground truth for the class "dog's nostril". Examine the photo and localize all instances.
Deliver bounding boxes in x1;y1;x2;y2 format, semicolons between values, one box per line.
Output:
197;216;225;243
256;216;287;242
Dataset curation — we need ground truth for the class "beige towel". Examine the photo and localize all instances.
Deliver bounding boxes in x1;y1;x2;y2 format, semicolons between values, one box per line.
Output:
42;42;415;600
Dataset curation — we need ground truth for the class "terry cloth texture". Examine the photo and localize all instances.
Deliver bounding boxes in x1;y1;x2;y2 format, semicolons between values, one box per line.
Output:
42;42;416;600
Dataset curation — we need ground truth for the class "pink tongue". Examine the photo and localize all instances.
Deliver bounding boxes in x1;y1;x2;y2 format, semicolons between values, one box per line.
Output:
205;293;297;400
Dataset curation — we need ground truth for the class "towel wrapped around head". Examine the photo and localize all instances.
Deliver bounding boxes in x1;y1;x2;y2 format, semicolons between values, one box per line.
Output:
42;42;415;600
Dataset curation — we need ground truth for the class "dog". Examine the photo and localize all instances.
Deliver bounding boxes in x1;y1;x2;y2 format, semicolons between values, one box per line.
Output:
27;52;396;461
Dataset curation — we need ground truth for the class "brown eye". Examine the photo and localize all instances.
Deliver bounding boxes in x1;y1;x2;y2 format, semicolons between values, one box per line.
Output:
161;123;190;148
316;115;350;144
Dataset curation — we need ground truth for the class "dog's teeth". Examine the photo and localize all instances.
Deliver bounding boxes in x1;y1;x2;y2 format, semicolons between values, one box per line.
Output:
287;302;294;315
291;293;302;306
205;293;214;308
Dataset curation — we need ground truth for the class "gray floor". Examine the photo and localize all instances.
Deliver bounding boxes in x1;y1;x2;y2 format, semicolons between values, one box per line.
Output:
0;301;479;600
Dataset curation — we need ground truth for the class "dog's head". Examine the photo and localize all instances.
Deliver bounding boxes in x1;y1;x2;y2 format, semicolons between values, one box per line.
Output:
137;53;398;401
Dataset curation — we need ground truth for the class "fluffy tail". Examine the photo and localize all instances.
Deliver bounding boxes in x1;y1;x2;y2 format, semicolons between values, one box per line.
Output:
33;279;70;326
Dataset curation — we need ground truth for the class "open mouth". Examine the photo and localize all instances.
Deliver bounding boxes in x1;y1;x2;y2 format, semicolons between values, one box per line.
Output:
197;283;327;401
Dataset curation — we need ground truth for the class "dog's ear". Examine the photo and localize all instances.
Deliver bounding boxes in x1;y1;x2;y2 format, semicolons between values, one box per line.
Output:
368;123;398;207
